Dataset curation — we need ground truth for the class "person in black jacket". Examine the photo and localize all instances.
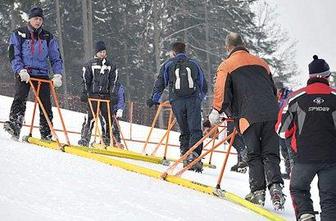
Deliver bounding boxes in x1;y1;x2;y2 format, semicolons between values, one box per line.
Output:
276;55;336;221
78;41;123;147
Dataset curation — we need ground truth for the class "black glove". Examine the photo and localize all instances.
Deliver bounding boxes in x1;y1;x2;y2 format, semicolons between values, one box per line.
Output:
202;119;211;128
146;98;159;108
80;94;88;102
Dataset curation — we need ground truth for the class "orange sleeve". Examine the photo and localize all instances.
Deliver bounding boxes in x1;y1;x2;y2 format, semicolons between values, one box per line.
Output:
213;61;229;112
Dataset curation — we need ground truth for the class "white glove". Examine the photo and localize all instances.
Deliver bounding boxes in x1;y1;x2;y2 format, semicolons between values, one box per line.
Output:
52;74;62;87
116;109;123;119
18;69;30;83
209;109;222;126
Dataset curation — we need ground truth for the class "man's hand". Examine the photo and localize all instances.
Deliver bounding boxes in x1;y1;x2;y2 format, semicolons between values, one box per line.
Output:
18;69;30;83
208;109;221;126
80;93;88;102
116;109;123;119
52;74;62;87
146;98;159;108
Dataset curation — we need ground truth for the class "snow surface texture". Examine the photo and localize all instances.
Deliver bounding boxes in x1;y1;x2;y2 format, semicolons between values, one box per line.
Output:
0;95;321;220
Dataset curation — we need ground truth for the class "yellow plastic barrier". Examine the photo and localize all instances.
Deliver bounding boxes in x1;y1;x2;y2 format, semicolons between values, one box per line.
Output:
25;137;285;221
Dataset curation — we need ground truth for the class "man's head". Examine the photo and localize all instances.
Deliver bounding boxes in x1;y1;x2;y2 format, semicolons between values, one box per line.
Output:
308;55;331;78
28;7;44;30
225;32;244;53
95;41;107;59
171;42;186;56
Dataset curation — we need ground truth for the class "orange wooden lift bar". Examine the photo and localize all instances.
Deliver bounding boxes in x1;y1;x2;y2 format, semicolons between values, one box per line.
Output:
88;98;128;149
142;101;175;160
161;119;237;189
28;78;70;150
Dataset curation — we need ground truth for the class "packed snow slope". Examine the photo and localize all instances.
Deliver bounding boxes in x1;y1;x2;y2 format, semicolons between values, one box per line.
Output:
0;95;321;220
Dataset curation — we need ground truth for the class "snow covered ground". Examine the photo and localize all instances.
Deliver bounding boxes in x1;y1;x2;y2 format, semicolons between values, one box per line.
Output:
0;95;321;220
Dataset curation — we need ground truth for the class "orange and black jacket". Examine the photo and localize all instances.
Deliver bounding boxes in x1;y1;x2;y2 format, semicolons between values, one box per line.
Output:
213;47;278;133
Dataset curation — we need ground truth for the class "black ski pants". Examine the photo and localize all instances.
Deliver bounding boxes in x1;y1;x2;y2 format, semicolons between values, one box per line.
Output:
171;97;203;156
290;162;336;221
9;76;52;137
242;120;283;192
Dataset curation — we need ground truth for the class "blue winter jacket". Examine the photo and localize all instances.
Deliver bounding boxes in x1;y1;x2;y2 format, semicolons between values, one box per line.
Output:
113;83;126;112
151;53;208;103
8;26;63;76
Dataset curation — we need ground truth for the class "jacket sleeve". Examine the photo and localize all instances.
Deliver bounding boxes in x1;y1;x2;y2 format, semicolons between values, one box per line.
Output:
82;63;92;96
116;84;126;110
193;61;208;99
8;31;24;74
110;65;119;93
213;60;232;115
48;37;64;74
275;99;295;139
151;62;169;103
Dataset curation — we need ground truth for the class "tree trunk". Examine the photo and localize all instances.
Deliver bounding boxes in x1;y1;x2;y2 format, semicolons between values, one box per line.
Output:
82;0;91;60
204;0;211;107
87;0;93;56
55;0;69;108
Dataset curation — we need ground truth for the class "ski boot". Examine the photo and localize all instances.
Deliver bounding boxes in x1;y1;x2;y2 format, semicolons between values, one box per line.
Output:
298;214;316;221
183;152;203;173
231;161;248;173
269;183;286;211
41;134;52;141
245;190;265;206
3;121;20;141
78;138;89;147
281;173;290;180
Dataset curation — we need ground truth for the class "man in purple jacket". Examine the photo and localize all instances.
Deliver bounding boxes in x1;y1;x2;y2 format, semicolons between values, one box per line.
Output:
4;6;63;141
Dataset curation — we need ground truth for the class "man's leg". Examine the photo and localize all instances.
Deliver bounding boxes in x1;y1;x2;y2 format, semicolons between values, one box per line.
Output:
5;77;30;139
280;137;291;178
38;81;53;140
242;122;266;193
290;163;317;219
318;163;336;221
171;100;189;156
78;102;96;146
186;97;202;156
261;121;283;187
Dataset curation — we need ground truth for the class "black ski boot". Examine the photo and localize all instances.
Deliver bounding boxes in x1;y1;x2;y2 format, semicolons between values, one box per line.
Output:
231;161;248;173
245;190;266;206
3;121;20;141
269;183;286;211
298;214;316;221
184;152;203;173
41;134;52;141
78;138;89;147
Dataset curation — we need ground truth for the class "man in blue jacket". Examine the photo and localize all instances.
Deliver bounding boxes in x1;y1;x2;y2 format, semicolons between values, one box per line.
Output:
4;6;63;141
147;42;208;172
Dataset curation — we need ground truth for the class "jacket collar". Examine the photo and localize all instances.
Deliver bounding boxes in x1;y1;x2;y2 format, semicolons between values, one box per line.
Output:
175;53;187;58
307;77;329;86
227;46;249;58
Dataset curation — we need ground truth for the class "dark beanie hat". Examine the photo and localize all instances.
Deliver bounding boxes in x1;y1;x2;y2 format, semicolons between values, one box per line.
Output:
29;7;44;19
308;55;331;78
95;41;106;53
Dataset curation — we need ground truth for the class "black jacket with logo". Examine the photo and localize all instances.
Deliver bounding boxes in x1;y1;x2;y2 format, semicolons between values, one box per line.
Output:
81;57;118;98
276;78;336;163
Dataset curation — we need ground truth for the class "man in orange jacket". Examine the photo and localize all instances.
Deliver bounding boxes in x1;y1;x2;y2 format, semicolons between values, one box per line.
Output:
209;32;285;210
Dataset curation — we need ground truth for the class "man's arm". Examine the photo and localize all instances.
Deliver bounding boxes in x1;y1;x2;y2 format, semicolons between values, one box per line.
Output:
212;61;232;115
48;36;64;74
8;31;24;74
116;84;126;110
275;99;295;139
82;63;92;96
150;62;170;103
